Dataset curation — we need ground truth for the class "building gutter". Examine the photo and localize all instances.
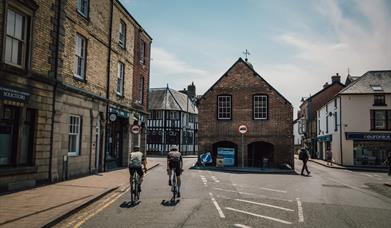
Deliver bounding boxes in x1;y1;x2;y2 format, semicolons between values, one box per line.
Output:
48;0;63;182
339;95;343;165
103;0;114;172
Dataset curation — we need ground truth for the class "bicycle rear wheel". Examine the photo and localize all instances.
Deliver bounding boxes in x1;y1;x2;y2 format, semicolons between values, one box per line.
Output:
171;171;177;201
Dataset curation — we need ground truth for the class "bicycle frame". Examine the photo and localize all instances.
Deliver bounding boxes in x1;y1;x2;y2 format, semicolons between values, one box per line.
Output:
171;169;177;201
131;171;140;204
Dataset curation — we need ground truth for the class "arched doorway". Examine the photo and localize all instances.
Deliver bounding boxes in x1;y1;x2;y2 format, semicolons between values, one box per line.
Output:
247;141;274;168
212;141;238;167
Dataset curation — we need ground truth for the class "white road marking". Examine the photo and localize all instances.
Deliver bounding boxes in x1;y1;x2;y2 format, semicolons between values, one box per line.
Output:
235;199;294;212
361;184;369;189
232;183;287;193
373;174;381;177
214;187;263;197
214;188;293;202
225;207;292;225
234;224;252;228
209;192;225;218
216;194;232;200
200;175;208;186
296;198;304;223
211;176;220;183
362;173;373;178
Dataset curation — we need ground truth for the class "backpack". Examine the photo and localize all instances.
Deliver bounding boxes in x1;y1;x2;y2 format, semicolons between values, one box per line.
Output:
299;149;306;160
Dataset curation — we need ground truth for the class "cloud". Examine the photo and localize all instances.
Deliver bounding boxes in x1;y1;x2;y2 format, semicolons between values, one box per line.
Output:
150;47;210;89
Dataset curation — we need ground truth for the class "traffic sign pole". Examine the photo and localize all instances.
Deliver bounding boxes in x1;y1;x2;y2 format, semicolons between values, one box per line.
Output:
238;124;248;168
241;134;244;168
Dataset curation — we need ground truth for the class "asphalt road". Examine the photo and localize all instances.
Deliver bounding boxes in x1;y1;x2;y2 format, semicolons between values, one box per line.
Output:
57;157;391;228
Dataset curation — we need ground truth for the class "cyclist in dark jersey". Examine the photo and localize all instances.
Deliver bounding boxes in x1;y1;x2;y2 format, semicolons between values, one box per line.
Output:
167;146;183;197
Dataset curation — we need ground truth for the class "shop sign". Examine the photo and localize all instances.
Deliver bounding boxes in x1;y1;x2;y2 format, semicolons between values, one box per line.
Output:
217;147;235;167
345;132;391;141
108;106;129;118
317;134;332;142
0;86;30;103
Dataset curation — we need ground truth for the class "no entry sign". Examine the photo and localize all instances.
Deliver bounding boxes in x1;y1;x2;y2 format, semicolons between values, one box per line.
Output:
131;124;141;134
238;124;248;134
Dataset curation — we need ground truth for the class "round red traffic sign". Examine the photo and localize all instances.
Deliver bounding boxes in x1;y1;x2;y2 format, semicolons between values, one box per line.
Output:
238;124;248;134
131;124;141;134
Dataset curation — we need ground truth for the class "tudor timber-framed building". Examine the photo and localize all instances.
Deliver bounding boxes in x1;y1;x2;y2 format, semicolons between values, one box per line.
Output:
0;0;151;192
147;86;198;155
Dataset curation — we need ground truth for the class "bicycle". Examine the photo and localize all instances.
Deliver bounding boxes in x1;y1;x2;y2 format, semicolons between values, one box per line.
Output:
130;171;140;204
170;168;177;202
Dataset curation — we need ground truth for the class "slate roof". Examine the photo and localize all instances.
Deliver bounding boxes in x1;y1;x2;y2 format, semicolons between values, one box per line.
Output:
339;70;391;94
149;87;198;114
200;58;292;105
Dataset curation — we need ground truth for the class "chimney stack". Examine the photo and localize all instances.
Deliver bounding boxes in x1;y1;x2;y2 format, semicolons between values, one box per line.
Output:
331;73;341;83
187;82;196;100
323;82;329;88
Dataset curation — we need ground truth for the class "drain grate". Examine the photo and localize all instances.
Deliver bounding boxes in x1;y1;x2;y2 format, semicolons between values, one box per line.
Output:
322;184;351;188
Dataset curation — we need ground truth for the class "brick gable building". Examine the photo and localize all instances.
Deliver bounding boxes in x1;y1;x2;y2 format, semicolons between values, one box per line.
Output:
198;58;293;168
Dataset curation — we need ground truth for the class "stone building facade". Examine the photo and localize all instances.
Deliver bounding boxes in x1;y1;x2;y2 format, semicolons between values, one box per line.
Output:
0;0;151;191
0;0;55;191
198;58;293;168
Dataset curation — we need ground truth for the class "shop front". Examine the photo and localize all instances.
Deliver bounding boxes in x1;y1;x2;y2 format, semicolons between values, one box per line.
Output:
346;132;391;167
105;106;130;170
317;134;332;160
0;86;34;168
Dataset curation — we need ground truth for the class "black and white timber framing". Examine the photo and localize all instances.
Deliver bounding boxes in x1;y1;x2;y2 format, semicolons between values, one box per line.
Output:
147;87;198;155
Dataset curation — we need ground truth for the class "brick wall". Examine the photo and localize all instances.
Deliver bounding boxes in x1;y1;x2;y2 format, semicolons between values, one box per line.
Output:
198;59;293;167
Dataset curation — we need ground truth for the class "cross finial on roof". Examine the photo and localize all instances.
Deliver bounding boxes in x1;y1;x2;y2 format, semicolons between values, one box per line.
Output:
243;49;250;61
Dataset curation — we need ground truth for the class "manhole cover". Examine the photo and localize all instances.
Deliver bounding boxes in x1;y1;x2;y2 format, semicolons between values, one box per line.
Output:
322;184;351;188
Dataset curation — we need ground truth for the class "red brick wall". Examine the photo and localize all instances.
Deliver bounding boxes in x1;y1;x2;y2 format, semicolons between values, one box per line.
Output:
132;31;151;113
198;59;294;167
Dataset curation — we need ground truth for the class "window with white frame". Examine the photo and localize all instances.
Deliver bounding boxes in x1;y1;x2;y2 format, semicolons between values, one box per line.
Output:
119;20;126;48
117;62;124;95
74;34;86;79
68;115;81;155
4;9;28;68
217;95;231;120
253;95;268;119
77;0;89;18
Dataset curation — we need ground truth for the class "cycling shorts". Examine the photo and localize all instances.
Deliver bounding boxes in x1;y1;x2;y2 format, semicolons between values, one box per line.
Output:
129;165;144;177
168;160;182;176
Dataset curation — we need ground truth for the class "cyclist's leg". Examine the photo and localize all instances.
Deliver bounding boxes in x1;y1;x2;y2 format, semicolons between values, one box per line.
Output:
167;162;173;185
175;163;181;193
129;167;134;184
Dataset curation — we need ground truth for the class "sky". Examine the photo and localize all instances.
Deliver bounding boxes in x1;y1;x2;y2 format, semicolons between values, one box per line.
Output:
123;0;391;116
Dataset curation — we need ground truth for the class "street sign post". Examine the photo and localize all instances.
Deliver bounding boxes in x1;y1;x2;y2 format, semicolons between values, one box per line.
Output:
238;124;248;168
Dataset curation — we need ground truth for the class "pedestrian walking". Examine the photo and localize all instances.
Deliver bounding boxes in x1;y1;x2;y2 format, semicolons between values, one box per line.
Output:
299;147;311;176
326;149;333;166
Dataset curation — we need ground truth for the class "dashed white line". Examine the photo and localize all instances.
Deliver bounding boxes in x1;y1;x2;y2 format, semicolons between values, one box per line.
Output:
225;207;292;225
296;198;304;223
211;176;220;183
200;175;208;187
214;188;293;202
235;199;294;212
209;192;225;218
232;184;287;193
234;224;252;228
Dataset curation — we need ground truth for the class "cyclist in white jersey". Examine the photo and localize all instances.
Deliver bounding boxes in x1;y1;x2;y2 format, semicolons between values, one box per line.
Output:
128;146;147;192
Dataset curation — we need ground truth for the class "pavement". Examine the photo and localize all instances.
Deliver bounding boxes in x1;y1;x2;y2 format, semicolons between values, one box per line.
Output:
0;160;160;228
